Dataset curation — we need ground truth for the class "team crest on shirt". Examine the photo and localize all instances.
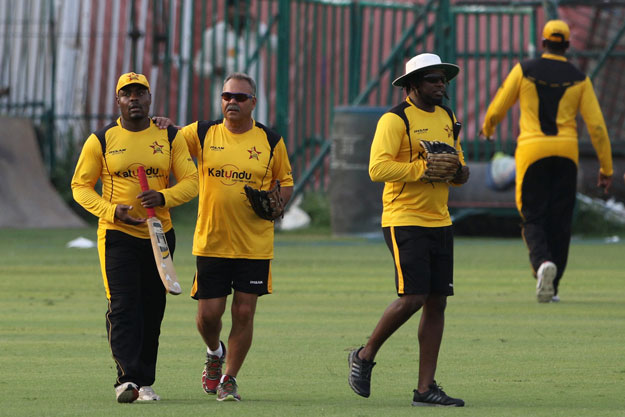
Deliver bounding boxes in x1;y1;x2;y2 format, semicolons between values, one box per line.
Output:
150;141;164;154
247;146;262;160
443;125;453;139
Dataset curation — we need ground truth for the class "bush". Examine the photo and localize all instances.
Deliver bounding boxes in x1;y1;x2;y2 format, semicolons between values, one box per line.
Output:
48;135;99;225
300;191;331;228
572;194;625;237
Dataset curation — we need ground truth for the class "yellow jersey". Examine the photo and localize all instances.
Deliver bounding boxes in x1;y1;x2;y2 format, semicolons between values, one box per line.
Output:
482;53;612;177
369;97;466;228
71;118;199;238
181;120;293;259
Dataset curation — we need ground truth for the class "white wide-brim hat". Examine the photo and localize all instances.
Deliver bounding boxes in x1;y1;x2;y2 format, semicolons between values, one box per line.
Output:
392;53;460;87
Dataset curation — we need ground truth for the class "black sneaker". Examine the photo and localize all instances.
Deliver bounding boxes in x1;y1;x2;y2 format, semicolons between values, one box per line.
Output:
347;346;376;398
412;381;465;407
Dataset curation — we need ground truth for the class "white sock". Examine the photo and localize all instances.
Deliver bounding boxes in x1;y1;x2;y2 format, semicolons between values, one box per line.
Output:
220;374;235;383
207;343;223;358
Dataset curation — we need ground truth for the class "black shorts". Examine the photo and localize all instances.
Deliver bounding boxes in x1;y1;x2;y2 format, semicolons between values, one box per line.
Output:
191;256;272;299
383;226;454;296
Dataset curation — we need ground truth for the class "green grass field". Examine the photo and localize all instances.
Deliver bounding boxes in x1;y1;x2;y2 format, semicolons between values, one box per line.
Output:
1;225;624;417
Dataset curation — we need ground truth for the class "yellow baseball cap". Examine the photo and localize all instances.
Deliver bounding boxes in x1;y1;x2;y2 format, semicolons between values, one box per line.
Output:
543;20;570;43
116;72;150;94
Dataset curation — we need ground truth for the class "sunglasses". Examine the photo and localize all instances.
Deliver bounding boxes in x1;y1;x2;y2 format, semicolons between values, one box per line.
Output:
422;74;447;84
221;92;255;102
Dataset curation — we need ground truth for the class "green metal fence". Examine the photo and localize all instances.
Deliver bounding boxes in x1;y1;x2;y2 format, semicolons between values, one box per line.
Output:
1;0;624;197
450;5;536;161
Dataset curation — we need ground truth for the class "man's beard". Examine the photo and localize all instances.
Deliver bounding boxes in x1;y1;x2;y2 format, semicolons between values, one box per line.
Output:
416;86;445;106
422;94;443;106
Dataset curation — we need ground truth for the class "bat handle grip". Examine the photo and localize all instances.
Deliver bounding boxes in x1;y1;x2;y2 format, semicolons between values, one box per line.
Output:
137;166;156;218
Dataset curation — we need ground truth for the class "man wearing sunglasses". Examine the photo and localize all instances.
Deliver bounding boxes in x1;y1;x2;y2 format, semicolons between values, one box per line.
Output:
348;53;468;407
156;72;293;401
480;20;613;303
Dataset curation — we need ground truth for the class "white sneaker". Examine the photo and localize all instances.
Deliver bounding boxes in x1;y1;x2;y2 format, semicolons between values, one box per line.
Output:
551;295;560;303
115;382;139;403
536;261;557;303
138;386;161;401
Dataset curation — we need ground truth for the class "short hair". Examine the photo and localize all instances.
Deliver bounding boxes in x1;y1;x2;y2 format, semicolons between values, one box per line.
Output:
223;72;257;96
402;74;421;94
402;71;434;94
542;39;569;54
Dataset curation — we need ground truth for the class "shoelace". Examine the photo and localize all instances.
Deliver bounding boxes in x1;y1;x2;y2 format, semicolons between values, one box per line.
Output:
222;381;236;394
355;358;375;379
429;381;446;395
205;355;224;378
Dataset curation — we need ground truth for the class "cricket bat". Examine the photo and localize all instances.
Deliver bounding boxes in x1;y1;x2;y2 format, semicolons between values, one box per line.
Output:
137;166;182;295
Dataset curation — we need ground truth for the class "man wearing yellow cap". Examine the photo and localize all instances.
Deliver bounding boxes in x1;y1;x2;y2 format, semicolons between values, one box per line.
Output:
71;72;198;402
480;20;613;303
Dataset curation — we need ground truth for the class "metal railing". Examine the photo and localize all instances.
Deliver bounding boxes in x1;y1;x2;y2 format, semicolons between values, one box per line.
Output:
1;0;624;195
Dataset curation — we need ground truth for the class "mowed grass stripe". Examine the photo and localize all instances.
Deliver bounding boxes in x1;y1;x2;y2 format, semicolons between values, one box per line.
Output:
0;226;624;417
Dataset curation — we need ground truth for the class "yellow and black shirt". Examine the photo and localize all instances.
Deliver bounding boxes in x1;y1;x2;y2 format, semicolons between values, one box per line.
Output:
482;53;613;209
482;53;612;177
181;120;293;259
71;118;199;238
369;97;466;228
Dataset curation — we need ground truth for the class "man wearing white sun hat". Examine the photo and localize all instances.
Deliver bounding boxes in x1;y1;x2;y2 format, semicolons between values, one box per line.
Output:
348;53;468;407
